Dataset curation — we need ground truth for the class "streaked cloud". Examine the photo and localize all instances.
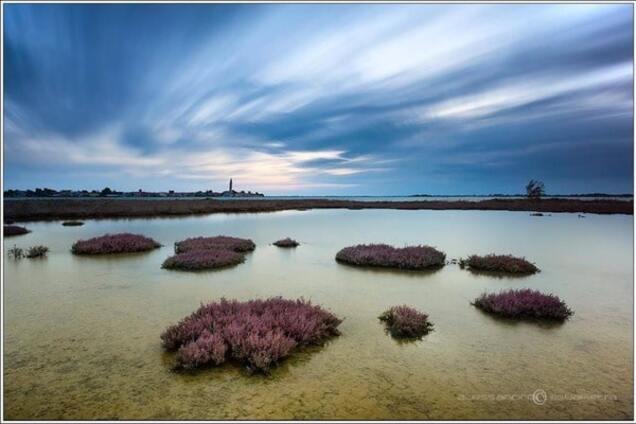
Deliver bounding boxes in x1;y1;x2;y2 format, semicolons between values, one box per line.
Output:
423;62;632;120
3;3;633;194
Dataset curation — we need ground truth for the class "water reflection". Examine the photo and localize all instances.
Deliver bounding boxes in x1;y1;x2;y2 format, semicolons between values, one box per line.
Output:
471;306;569;330
464;268;537;280
335;262;444;278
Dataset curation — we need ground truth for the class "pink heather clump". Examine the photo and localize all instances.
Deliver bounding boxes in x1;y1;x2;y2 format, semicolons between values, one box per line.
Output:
472;289;573;321
379;305;434;338
161;297;342;372
71;233;161;255
162;249;245;271
4;225;30;237
464;254;539;274
174;236;255;254
336;244;445;270
273;238;299;248
175;330;227;369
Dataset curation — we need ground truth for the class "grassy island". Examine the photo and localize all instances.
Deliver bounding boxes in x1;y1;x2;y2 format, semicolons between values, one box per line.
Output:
4;225;30;237
472;289;573;321
161;297;342;372
273;237;299;248
336;244;446;270
162;249;245;271
379;305;433;338
460;254;539;274
71;233;161;255
174;236;255;254
62;221;84;226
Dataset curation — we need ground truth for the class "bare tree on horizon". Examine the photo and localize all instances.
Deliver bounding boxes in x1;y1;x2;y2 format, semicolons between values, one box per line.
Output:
526;179;545;199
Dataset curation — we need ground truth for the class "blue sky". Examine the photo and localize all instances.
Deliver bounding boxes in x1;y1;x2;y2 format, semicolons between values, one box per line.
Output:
3;3;633;195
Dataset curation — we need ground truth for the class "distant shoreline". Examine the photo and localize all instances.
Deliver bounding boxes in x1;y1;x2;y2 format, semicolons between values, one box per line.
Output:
3;197;632;222
408;193;633;198
3;193;632;200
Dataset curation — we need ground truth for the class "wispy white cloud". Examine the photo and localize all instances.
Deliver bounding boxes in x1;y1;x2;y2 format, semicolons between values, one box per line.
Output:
421;62;632;121
5;124;385;191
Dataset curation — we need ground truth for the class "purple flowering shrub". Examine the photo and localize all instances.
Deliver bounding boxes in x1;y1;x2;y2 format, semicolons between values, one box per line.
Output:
379;305;434;338
472;289;573;321
4;225;30;237
336;244;446;270
71;233;161;254
162;249;245;271
174;236;255;254
273;238;299;248
161;297;342;372
463;254;539;274
175;330;228;369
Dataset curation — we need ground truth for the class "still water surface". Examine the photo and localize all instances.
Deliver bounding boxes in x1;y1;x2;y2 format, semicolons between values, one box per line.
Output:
3;209;633;419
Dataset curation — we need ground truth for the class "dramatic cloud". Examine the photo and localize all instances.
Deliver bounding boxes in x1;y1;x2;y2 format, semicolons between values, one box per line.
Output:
3;3;633;194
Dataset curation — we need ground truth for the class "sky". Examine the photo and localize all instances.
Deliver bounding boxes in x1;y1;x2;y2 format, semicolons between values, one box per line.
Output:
3;3;634;195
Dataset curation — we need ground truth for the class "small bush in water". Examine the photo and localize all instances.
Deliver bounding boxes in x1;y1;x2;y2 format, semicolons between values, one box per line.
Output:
273;238;299;248
462;254;539;274
162;249;245;271
4;225;29;237
472;289;573;321
336;244;445;270
8;245;23;259
174;236;255;254
161;297;342;372
72;233;161;255
379;305;434;338
26;245;49;258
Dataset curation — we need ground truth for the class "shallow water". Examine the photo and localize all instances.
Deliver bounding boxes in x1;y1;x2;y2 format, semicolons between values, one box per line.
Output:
3;209;633;420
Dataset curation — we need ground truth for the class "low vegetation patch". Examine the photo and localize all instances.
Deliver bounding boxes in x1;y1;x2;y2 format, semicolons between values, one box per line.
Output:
336;244;446;270
26;245;49;258
62;221;84;226
162;249;245;271
472;289;573;321
273;237;299;248
72;233;161;255
8;246;23;259
379;305;433;339
174;236;255;254
4;198;632;222
8;245;49;259
460;254;538;274
161;297;342;372
4;225;29;237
